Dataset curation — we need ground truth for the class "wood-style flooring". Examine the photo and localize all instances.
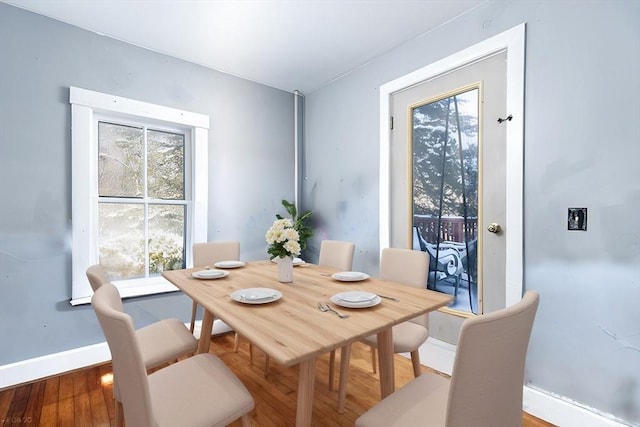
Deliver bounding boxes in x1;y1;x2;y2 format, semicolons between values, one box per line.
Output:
0;332;554;426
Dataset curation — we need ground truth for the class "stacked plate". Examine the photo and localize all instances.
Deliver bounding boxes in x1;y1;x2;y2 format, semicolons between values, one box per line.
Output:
214;260;246;269
231;288;282;304
331;271;370;282
331;291;381;308
191;269;229;279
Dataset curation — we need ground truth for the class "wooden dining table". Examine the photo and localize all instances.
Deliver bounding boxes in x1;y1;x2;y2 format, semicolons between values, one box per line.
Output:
163;261;451;427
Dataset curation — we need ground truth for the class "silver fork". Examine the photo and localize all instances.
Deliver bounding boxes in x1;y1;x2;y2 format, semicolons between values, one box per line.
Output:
318;302;349;318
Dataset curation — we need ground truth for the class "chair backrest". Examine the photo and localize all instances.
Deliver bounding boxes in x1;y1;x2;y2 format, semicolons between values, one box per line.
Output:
92;283;155;426
86;264;110;292
379;247;430;327
318;240;355;271
446;291;540;427
193;241;240;268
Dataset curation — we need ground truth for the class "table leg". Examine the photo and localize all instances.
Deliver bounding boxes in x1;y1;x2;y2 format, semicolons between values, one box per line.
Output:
296;358;316;427
197;310;214;354
337;344;351;413
377;328;394;398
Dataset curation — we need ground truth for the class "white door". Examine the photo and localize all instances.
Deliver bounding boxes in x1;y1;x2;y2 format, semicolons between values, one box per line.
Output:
389;51;509;343
379;25;525;345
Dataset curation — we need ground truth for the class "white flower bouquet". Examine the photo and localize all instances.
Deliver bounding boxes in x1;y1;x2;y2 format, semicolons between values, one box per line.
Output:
266;218;301;259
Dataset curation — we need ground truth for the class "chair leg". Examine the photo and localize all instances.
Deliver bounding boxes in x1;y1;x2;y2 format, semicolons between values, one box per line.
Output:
264;354;271;377
234;332;240;352
370;345;377;373
115;400;125;427
189;301;198;334
328;350;336;390
410;350;422;377
246;342;271;377
240;413;252;427
337;345;351;413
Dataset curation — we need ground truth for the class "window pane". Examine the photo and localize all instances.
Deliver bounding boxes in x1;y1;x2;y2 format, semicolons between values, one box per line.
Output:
98;203;145;279
147;129;185;200
98;122;143;198
148;204;185;274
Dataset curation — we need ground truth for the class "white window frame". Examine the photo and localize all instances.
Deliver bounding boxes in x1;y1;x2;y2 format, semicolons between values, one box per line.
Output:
70;87;209;305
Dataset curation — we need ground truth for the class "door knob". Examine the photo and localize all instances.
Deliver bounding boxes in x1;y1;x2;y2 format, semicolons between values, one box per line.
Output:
487;223;501;233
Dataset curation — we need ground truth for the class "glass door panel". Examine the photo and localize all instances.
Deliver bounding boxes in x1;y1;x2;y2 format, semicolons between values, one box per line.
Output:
412;88;478;313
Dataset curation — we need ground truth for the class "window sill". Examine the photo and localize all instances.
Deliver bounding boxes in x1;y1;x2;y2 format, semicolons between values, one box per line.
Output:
70;279;179;306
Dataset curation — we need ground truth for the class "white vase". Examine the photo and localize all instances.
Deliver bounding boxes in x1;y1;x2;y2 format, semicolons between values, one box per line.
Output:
276;255;294;283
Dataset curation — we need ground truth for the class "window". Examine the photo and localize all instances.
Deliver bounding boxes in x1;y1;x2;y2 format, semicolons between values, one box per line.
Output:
70;87;209;305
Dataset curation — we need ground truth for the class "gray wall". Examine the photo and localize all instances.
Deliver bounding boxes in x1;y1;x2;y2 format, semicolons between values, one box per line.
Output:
303;0;639;424
2;0;639;425
0;4;294;364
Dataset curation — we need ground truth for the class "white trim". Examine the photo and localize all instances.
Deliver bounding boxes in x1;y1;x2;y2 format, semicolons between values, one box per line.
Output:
192;126;209;245
0;342;111;389
0;320;231;389
523;387;628;427
70;87;209;128
70;87;209;304
379;23;525;306
70;282;180;306
415;336;456;375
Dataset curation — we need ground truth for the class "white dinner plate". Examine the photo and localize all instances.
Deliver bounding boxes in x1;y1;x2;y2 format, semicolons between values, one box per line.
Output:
331;291;381;308
270;257;306;266
191;269;229;279
331;271;370;282
214;260;246;269
231;287;282;304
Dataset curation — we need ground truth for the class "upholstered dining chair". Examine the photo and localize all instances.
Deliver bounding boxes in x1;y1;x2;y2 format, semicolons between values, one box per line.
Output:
318;239;356;272
92;282;255;427
355;291;540;427
86;265;198;427
86;265;197;368
191;241;241;335
336;247;429;412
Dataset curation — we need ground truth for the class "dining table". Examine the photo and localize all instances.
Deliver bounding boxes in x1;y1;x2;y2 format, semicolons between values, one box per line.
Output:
162;260;452;427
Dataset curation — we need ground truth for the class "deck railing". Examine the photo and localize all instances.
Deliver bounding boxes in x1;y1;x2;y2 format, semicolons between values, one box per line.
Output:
414;215;478;244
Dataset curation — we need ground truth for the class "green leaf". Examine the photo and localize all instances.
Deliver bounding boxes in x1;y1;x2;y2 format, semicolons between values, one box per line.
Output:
281;199;297;218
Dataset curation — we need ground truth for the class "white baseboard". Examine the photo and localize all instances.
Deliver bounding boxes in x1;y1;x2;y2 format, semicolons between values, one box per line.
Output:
523;387;629;427
0;341;112;389
408;338;629;427
0;319;231;389
0;331;630;426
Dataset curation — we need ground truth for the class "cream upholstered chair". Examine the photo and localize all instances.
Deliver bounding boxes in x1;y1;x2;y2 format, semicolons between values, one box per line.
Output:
86;265;197;368
318;240;356;389
92;282;254;427
86;265;198;426
356;291;540;427
336;247;429;412
318;239;356;272
191;241;240;335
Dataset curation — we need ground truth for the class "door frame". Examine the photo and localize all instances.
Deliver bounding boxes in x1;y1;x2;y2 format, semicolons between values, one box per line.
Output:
379;23;525;307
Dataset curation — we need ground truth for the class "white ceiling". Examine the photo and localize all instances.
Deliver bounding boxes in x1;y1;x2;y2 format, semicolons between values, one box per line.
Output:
3;0;484;93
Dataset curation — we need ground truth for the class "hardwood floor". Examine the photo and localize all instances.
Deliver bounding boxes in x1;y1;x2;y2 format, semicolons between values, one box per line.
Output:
0;332;554;426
